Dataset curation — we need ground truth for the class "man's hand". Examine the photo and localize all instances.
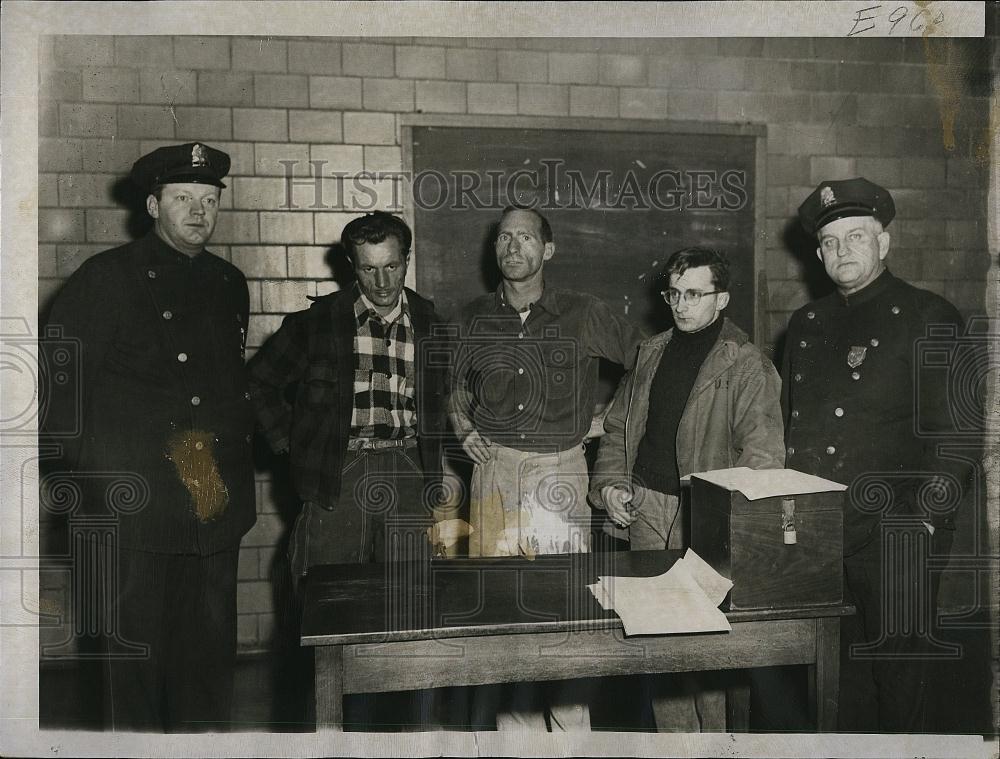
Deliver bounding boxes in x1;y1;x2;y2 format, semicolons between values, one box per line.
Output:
460;429;493;464
601;485;637;528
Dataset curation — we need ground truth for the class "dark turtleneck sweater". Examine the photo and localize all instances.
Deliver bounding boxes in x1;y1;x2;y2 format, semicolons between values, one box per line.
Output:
632;315;724;495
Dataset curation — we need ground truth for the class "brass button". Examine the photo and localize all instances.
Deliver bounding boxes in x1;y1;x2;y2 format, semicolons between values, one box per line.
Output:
162;310;173;320
518;368;524;375
518;332;525;339
194;441;204;451
891;306;900;315
191;396;201;406
851;371;861;381
244;391;251;401
826;445;836;455
791;410;800;418
806;311;815;320
786;446;795;456
799;340;807;348
520;433;526;440
834;407;844;417
177;352;188;363
147;269;157;279
870;338;879;347
517;403;524;411
245;434;252;443
794;373;802;382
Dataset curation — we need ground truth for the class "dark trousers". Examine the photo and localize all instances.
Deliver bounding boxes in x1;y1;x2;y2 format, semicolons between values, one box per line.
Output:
290;447;432;573
838;524;952;732
290;446;441;730
98;544;239;732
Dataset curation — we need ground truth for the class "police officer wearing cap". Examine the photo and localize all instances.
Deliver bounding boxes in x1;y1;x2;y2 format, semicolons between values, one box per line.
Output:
43;143;255;731
780;177;972;732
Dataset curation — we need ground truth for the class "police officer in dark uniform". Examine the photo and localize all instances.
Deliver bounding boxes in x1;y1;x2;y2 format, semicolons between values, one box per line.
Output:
782;177;971;732
43;143;255;731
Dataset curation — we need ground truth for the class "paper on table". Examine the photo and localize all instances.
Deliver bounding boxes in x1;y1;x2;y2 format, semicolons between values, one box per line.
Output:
688;466;847;501
587;548;732;635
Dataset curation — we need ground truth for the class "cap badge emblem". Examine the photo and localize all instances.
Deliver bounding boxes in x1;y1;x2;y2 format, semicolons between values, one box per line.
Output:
820;186;835;207
847;345;867;369
191;144;207;167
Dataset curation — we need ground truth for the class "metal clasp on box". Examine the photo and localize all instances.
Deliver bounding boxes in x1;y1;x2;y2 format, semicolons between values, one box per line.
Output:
781;497;797;545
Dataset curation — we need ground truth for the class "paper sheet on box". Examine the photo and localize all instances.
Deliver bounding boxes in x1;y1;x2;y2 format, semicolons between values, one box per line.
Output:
687;466;847;501
587;549;733;635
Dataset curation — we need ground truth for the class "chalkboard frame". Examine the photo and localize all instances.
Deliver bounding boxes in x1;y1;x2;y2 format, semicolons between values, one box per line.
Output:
400;114;768;345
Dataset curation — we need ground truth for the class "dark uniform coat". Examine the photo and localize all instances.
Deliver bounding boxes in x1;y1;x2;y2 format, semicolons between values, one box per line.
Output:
43;232;256;555
782;269;967;554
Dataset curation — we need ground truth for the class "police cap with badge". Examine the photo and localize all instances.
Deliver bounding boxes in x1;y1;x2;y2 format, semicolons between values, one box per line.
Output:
798;177;895;235
130;142;231;194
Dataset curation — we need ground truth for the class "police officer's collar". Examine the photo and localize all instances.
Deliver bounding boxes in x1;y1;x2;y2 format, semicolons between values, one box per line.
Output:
838;267;895;308
493;280;560;315
147;230;208;264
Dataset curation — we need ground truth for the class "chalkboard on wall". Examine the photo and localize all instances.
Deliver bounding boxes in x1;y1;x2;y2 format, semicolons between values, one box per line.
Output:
404;116;765;342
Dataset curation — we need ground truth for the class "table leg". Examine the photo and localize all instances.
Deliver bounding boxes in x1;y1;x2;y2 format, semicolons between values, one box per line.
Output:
725;673;750;732
314;645;344;732
813;616;840;731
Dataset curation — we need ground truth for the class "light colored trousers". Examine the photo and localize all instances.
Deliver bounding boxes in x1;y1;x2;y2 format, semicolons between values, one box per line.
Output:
468;443;595;731
629;485;726;732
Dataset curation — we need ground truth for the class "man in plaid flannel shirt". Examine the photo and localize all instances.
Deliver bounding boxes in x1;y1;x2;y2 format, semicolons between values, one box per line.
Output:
247;212;452;575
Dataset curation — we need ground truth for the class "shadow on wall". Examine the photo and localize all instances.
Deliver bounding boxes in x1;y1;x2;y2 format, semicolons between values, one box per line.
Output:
772;218;836;371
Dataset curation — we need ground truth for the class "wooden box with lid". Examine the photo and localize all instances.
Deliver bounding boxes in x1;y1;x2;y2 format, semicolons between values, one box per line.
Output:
689;470;844;611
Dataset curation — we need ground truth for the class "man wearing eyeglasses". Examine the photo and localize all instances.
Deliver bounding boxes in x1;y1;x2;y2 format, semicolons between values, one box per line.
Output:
589;246;784;731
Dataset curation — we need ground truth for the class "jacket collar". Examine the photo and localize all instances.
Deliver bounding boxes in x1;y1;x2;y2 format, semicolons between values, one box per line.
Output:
637;317;750;391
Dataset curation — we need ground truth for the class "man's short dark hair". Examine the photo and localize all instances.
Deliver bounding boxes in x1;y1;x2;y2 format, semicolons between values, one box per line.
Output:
499;204;553;244
341;211;412;259
663;247;731;291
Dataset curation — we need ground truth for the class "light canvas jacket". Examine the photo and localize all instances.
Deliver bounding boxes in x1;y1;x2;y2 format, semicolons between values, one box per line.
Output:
589;317;785;508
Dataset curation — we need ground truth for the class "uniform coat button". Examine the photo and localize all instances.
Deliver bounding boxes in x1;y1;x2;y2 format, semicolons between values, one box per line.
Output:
791;410;800;418
794;373;802;382
807;311;815;320
245;434;252;443
162;310;173;320
851;371;861;381
870;338;879;347
191;396;201;406
786;446;795;456
244;391;251;401
147;270;157;279
799;340;808;348
194;441;204;451
834;407;844;417
177;352;188;362
826;446;836;455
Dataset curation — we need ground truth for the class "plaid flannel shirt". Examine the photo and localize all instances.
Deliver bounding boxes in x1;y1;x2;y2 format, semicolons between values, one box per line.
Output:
246;285;449;508
351;291;416;439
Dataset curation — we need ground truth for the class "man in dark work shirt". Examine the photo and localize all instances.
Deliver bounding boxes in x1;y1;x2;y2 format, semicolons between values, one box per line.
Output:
590;246;784;731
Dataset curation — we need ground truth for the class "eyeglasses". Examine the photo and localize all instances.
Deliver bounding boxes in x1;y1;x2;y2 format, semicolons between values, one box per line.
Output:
661;288;723;306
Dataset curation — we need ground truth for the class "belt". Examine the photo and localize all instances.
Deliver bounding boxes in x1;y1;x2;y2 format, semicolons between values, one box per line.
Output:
347;437;418;451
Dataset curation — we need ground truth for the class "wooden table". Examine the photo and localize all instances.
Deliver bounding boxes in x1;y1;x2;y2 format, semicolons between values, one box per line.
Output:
301;549;852;732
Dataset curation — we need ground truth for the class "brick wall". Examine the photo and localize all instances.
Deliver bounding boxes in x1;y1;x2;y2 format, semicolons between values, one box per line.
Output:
38;34;994;652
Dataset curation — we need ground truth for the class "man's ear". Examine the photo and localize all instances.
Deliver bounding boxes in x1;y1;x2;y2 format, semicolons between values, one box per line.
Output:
543;242;555;261
146;194;159;219
716;291;731;312
815;247;823;263
877;231;890;260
